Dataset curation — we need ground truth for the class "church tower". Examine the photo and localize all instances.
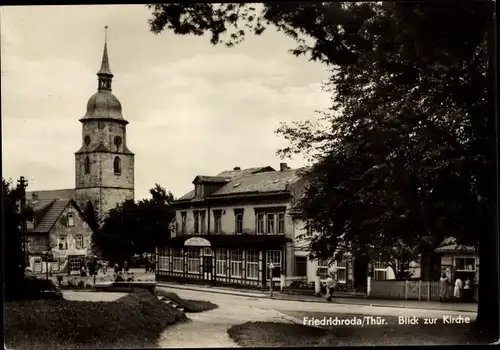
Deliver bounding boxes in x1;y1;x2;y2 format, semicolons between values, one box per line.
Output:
75;27;134;220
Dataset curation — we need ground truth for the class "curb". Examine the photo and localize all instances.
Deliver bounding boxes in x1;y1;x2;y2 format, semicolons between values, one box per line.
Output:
156;283;477;314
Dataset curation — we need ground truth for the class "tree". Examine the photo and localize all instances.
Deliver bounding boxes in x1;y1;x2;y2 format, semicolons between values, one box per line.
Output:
147;2;497;338
83;201;101;255
93;185;176;263
3;178;34;299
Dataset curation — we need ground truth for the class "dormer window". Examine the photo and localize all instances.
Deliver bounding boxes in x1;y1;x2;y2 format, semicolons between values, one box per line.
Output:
67;212;75;227
194;184;203;197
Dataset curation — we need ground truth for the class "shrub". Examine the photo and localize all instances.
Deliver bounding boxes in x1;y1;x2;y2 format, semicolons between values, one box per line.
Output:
56;276;63;285
67;278;78;289
77;280;85;289
84;283;93;289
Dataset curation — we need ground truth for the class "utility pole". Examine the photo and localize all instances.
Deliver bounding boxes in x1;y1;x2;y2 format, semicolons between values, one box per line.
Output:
17;176;29;268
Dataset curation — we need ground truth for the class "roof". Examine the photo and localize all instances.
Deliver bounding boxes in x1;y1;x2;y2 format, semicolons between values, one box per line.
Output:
435;244;477;254
176;166;301;202
26;188;75;210
29;199;72;233
24;189;80;233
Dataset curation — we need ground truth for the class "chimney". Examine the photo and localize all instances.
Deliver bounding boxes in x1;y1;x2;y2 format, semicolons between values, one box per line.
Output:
280;162;288;171
233;167;241;171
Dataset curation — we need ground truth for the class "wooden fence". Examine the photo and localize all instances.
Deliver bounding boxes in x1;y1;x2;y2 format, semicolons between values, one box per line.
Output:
368;279;478;302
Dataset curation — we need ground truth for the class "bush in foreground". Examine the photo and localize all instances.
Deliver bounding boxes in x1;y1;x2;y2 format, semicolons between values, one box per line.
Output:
156;290;218;313
5;289;187;349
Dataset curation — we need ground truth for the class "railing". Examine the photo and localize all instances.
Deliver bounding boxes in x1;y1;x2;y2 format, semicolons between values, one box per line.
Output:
368;279;478;302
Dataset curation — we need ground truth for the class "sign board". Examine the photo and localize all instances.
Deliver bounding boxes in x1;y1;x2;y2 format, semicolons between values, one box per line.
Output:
184;237;211;247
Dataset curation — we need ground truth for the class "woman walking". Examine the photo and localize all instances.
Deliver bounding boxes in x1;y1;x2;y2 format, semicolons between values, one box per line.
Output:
454;276;463;302
439;273;450;302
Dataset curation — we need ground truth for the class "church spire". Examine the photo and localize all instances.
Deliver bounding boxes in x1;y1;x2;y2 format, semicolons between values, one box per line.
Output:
97;26;113;91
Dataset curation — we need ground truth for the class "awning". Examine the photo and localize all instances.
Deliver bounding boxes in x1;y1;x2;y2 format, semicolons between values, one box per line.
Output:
163;234;291;250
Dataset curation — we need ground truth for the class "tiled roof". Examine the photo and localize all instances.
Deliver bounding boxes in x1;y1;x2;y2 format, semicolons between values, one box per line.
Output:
24;189;76;233
30;199;71;233
435;244;477;254
211;169;299;196
176;166;301;202
26;188;75;210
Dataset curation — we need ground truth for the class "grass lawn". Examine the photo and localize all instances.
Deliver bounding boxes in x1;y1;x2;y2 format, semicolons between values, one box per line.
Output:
5;289;187;349
228;311;492;346
156;290;218;313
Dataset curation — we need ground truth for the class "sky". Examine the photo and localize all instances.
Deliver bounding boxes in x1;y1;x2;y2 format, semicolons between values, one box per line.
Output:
1;5;331;200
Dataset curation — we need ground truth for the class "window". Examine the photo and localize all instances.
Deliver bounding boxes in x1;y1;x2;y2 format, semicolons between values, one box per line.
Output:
58;236;67;250
455;258;476;271
181;212;187;234
230;249;243;277
235;210;243;234
216;249;227;276
266;250;282;279
295;256;307;277
277;212;285;234
256;214;265;234
114;136;122;151
200;211;206;234
75;235;83;249
317;259;330;280
373;262;387;280
159;248;169;271
305;220;313;237
84;156;90;174
193;211;199;234
187;248;200;273
266;213;275;234
33;237;42;246
84;135;91;146
172;249;184;272
214;210;222;234
113;156;121;175
337;259;347;283
67;212;75;227
247;250;259;279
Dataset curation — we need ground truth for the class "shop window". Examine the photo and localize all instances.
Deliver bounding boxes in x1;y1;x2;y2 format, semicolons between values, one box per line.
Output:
187;248;200;273
247;250;259;279
216;249;227;276
230;249;243;277
172;249;184;272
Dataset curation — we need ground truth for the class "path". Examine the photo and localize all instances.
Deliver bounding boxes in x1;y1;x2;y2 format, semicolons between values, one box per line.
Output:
157;302;294;348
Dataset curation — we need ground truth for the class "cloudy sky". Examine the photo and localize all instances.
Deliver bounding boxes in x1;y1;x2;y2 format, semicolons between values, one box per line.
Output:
1;5;331;200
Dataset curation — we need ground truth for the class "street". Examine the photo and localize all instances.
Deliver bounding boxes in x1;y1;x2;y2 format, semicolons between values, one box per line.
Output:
158;286;477;320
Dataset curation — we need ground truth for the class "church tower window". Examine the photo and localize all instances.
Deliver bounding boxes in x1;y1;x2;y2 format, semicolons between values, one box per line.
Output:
114;136;122;151
84;135;91;146
113;156;121;175
84;156;91;174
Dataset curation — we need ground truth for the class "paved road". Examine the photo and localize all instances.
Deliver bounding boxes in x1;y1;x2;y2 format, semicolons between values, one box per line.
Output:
159;287;477;320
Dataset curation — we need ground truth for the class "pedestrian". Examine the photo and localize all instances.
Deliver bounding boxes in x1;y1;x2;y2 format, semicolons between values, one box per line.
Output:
114;263;120;274
454;276;463;302
439;273;450;302
325;270;337;302
463;277;472;301
123;261;129;273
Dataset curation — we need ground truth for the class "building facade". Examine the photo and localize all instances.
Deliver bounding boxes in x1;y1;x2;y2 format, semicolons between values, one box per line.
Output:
25;195;94;274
